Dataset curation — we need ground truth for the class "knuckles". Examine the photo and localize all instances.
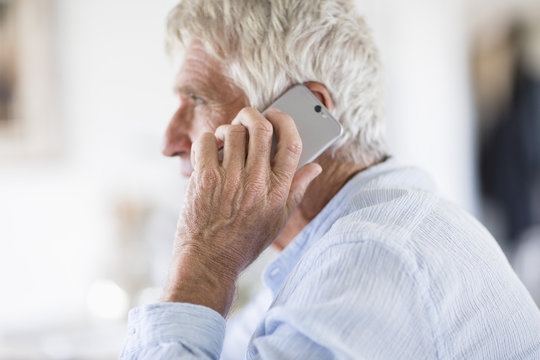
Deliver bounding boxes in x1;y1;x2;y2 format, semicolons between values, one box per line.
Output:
252;123;274;139
286;141;303;157
216;124;246;138
227;124;247;136
237;107;274;137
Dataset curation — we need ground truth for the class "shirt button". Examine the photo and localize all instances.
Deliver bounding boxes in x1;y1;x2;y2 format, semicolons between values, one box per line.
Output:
130;327;137;335
270;267;280;277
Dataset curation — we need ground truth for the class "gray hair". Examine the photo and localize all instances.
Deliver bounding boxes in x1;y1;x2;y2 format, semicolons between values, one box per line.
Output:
167;0;388;165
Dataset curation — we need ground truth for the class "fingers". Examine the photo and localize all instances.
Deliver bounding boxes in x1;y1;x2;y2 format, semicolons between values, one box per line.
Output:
286;163;322;214
215;124;247;170
231;108;273;171
264;108;303;180
229;107;303;188
191;132;219;171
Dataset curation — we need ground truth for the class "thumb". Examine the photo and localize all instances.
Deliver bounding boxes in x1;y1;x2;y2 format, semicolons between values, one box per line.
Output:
286;163;323;214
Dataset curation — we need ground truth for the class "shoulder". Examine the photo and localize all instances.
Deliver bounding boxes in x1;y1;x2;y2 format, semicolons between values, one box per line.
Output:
278;184;503;312
310;183;498;265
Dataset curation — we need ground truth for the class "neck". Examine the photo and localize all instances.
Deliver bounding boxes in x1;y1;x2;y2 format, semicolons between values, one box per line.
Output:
272;153;375;251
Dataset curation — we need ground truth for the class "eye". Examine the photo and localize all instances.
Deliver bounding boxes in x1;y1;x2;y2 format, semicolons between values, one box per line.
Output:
188;92;206;105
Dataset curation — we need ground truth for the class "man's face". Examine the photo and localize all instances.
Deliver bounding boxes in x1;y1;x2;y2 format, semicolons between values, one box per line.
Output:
162;41;247;177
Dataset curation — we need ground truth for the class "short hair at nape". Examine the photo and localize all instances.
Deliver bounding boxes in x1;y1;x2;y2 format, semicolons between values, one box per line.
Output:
167;0;388;165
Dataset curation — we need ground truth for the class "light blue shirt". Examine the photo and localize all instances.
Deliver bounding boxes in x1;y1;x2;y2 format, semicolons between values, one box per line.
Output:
121;159;540;359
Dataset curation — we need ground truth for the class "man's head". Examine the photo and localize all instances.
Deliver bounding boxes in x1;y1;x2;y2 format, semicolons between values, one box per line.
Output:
163;0;387;176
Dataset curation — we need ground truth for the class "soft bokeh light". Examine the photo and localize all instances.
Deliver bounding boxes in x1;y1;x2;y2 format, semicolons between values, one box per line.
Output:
87;280;129;320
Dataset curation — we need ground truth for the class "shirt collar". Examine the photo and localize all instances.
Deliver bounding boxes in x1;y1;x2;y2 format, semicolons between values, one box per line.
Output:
262;157;435;296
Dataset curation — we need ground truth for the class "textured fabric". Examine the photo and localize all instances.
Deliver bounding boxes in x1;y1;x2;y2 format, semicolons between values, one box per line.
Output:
121;158;540;359
121;303;226;359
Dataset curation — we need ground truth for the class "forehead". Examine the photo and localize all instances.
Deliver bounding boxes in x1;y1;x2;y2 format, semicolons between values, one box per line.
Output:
175;41;229;92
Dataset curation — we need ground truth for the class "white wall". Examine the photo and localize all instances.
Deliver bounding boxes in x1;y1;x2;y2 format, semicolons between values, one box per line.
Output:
356;0;478;214
0;0;183;334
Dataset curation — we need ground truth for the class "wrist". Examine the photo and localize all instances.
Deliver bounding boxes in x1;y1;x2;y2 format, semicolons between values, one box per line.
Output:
161;252;238;317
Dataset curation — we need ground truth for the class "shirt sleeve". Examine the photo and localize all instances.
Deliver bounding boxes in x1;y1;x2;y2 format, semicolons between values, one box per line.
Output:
120;241;435;360
120;302;226;360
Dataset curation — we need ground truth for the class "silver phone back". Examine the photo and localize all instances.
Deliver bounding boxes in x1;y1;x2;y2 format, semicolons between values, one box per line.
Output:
264;84;343;168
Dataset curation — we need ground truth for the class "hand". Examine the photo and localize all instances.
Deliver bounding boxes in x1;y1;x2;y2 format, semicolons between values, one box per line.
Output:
162;107;322;316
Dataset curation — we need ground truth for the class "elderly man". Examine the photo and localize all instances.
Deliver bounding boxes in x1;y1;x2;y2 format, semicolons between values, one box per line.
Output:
121;0;540;359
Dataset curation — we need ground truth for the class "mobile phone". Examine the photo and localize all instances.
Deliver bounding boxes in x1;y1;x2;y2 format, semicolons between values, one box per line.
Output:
264;84;343;168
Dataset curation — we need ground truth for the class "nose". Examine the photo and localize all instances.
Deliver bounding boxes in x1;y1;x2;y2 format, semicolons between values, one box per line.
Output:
162;104;192;157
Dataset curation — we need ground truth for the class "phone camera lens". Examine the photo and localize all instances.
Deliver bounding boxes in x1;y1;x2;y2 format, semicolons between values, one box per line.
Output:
314;105;322;113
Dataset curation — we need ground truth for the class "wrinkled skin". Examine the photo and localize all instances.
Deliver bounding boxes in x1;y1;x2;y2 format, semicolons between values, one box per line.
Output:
161;42;322;316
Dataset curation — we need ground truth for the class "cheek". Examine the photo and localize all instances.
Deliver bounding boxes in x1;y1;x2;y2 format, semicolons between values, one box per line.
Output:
190;109;232;141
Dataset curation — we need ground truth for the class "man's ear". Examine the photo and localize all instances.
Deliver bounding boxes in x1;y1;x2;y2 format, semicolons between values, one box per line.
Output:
303;81;334;112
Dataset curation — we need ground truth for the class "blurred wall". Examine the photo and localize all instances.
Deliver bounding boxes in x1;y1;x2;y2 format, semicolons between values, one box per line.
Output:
357;0;477;214
0;0;184;334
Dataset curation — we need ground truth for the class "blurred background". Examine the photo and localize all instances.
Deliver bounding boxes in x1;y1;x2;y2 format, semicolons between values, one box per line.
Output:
0;0;539;358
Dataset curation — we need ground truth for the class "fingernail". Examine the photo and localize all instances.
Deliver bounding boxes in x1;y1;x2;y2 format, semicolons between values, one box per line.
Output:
310;165;323;181
266;107;280;114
